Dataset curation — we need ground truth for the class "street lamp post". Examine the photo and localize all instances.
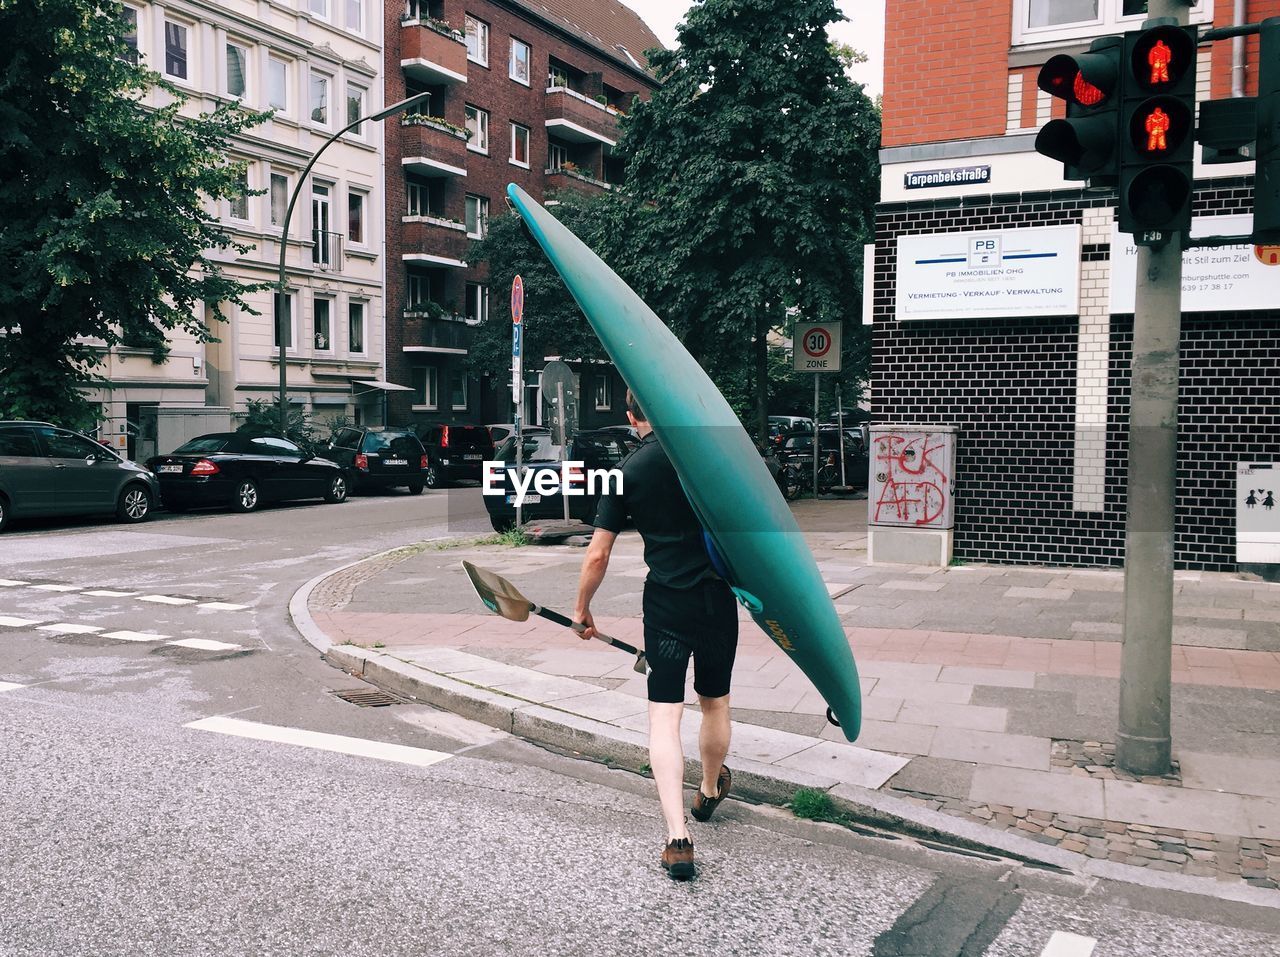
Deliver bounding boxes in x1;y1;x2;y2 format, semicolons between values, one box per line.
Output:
275;91;431;436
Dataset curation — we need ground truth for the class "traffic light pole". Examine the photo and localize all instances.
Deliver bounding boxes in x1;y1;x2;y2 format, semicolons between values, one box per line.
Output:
1116;0;1190;777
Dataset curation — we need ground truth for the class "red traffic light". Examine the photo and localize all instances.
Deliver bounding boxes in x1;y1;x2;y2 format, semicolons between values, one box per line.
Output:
1127;96;1192;156
1129;25;1195;92
1039;51;1117;107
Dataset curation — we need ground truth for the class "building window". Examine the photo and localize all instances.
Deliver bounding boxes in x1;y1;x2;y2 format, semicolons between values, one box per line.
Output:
348;190;366;245
228;166;250;222
406;180;431;217
121;7;139;64
348;302;366;354
274;293;294;349
465;283;488;325
465;16;488;66
345;0;362;33
547;141;567;172
412;366;438;408
313;297;332;351
226;42;248;98
594;375;612;411
509;38;530;85
1027;0;1097;28
450;373;468;410
548;62;569;90
309;0;328;19
346;85;366;135
465;104;488;153
465;194;488;239
270;172;289;227
312;182;334;267
268;57;288;112
310;71;330;125
510;123;530;168
406;271;432;310
1015;0;1204;44
164;20;188;80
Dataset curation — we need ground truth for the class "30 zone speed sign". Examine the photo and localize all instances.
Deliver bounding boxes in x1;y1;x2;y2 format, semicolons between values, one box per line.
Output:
793;322;842;372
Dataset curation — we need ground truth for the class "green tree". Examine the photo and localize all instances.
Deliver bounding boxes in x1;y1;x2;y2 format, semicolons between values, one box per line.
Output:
613;0;880;443
0;0;270;430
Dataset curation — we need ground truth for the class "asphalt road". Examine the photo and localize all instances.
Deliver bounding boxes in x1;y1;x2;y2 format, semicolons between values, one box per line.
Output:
1;493;1277;956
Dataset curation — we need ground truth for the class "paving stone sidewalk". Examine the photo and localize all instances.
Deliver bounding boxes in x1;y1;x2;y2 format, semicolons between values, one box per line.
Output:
308;497;1280;890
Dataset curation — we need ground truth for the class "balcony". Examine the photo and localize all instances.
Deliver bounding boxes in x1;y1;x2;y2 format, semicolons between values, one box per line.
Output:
544;166;612;197
401;19;467;86
544;87;620;148
401;116;468;177
401;216;470;265
311;230;344;271
402;316;474;353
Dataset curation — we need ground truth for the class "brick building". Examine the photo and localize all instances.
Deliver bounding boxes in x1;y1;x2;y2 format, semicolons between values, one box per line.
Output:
383;0;661;430
872;0;1280;569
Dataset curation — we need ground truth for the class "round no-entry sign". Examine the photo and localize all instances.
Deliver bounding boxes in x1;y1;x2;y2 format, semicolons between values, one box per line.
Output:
793;322;842;372
511;275;524;324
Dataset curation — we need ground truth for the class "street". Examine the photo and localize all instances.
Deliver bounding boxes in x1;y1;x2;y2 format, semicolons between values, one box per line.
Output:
2;496;1278;955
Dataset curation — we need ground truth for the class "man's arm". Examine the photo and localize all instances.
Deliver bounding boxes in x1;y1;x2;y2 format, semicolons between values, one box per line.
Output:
573;528;617;640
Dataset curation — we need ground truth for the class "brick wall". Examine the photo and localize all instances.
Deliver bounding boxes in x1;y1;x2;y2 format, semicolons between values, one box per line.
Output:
872;176;1278;570
1210;0;1280;98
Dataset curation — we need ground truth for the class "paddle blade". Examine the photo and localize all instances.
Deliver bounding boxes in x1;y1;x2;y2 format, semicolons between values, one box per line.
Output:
461;561;534;622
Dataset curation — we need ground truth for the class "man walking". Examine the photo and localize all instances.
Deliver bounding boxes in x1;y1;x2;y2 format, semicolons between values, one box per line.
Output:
574;390;738;881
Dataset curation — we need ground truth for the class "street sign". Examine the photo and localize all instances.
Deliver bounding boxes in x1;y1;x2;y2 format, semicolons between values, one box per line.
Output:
1256;244;1280;265
512;275;524;406
511;275;524;325
793;322;842;372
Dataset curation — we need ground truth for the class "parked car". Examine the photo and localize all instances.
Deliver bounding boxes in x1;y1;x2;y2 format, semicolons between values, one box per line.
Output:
145;432;347;513
0;420;159;533
485;423;515;445
319;427;428;494
768;415;816;448
483;429;632;532
415;424;495;488
779;429;870;490
595;424;643;453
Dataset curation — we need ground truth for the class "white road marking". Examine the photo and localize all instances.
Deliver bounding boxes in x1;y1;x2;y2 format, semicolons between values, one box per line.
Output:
138;595;198;606
102;630;170;642
1041;931;1097;957
30;584;81;592
198;601;250;611
37;623;104;635
0;681;24;693
82;589;139;598
0;580;30;587
0;616;43;627
166;638;242;651
184;716;453;768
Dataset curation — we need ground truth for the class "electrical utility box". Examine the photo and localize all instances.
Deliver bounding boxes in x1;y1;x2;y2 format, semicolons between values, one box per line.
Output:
867;424;957;566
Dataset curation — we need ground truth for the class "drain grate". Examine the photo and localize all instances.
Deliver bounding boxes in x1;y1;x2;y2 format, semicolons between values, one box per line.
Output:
330;687;401;707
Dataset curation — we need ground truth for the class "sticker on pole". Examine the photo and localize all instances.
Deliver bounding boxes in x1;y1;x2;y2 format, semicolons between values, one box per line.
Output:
511;275;524;324
793;322;842;372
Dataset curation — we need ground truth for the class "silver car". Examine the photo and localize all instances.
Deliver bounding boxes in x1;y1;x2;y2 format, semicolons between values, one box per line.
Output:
0;421;160;533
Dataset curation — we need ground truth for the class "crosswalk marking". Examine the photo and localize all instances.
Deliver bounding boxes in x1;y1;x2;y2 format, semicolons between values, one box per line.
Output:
37;623;103;635
167;638;241;651
82;589;139;598
0;681;24;693
138;595;198;606
0;616;43;627
198;601;250;611
1041;932;1097;957
102;630;171;642
1;581;249;610
184;716;453;768
31;583;81;592
0;580;29;587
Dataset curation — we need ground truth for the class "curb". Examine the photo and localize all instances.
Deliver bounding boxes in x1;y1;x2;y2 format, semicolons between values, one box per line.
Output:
290;547;1280;911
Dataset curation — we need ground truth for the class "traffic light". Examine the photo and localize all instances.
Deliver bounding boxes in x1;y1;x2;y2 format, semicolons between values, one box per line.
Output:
1254;17;1280;242
1036;35;1123;187
1118;24;1198;236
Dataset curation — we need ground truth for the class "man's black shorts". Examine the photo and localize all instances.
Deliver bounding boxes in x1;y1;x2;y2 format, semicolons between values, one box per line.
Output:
642;578;738;703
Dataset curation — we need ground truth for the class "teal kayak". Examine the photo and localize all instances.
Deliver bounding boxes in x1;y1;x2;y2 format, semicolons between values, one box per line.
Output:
506;184;861;740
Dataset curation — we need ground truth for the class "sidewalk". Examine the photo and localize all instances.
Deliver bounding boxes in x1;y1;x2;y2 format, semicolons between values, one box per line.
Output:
297;497;1280;901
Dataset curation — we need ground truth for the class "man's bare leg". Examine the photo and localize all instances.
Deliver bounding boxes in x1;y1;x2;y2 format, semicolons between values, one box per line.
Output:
648;701;689;840
697;694;731;797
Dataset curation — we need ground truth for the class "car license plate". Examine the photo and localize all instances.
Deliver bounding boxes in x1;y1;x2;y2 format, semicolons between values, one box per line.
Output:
506;494;541;504
383;459;407;466
464;454;481;461
158;464;183;473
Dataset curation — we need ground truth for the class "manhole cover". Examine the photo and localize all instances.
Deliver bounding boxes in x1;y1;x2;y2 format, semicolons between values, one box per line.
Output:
330;687;401;707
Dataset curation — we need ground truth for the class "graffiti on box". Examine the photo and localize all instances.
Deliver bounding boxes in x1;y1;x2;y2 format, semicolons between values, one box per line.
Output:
872;433;950;528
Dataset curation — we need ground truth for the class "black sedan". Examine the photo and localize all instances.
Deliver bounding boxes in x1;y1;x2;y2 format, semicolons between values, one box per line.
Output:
146;433;348;513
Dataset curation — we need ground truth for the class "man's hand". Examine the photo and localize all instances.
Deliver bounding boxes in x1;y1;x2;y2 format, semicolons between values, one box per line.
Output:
574;608;596;641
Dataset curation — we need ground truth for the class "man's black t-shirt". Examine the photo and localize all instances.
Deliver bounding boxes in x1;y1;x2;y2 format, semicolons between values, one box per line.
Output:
593;432;713;590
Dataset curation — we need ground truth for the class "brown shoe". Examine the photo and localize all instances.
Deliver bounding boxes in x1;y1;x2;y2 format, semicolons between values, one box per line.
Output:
691;766;732;822
660;838;696;880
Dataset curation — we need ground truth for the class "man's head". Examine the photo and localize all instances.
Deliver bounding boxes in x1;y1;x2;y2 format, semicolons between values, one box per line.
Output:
625;388;652;436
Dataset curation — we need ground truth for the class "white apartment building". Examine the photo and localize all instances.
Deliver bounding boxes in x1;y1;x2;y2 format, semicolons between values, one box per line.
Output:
93;0;389;459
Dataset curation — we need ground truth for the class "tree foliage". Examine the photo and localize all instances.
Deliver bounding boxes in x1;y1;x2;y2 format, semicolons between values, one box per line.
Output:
0;0;270;429
612;0;880;438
